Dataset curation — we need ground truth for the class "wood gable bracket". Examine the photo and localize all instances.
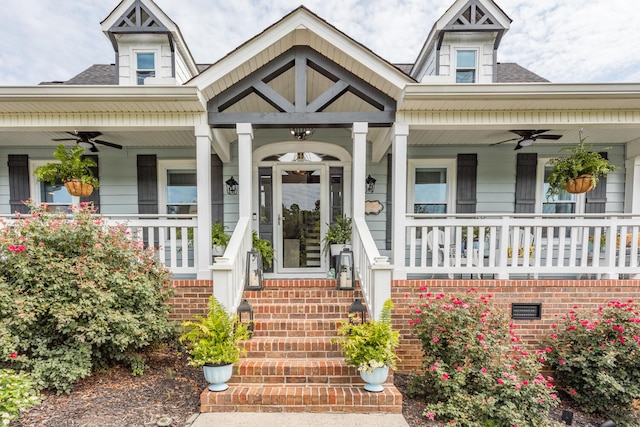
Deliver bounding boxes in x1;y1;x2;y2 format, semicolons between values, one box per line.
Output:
438;0;506;50
208;46;396;128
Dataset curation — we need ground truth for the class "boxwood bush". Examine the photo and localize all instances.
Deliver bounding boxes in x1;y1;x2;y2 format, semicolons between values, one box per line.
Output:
0;202;175;393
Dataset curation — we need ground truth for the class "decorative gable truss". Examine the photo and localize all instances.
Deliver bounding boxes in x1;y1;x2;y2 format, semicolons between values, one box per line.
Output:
208;46;396;128
440;0;506;47
106;0;172;51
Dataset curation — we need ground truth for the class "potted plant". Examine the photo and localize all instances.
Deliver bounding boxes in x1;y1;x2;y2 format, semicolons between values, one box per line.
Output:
252;231;274;270
179;296;251;391
546;137;618;198
34;144;99;197
333;299;399;392
322;214;352;257
211;222;230;256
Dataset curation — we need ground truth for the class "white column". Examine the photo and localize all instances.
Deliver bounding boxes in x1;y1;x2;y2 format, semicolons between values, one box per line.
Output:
625;156;640;214
391;124;409;280
236;123;254;218
352;122;368;219
195;125;213;280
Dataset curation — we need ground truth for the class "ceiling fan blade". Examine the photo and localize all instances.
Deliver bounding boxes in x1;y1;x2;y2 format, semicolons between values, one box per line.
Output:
490;137;519;146
93;139;123;149
534;134;562;140
52;138;76;141
88;143;99;153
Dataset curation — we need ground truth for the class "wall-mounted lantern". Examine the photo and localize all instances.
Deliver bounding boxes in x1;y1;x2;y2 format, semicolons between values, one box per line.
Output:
349;298;367;324
366;174;377;193
237;299;254;337
225;176;238;195
245;248;263;290
336;248;354;290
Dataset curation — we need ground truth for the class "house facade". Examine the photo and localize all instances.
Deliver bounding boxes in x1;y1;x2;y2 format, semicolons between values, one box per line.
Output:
2;0;640;348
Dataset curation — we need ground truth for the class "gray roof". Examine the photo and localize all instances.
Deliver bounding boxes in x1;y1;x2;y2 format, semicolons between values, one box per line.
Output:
45;61;548;86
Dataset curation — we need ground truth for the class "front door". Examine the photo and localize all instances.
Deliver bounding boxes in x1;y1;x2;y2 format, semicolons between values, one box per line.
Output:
275;163;329;274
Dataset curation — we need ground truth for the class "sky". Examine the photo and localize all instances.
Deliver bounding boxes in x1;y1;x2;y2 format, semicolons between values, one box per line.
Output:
1;0;640;86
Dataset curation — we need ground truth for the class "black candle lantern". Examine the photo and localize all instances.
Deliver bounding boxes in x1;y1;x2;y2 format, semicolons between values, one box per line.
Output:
336;248;354;290
225;176;238;195
366;174;376;193
245;248;263;290
349;298;367;324
237;299;254;337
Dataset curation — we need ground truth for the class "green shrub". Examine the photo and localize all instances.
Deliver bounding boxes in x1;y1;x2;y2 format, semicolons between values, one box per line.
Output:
542;300;640;424
0;367;41;426
408;289;559;427
0;202;175;393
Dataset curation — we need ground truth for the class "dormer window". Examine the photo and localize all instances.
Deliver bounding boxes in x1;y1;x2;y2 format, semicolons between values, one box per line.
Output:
456;50;477;83
136;52;155;85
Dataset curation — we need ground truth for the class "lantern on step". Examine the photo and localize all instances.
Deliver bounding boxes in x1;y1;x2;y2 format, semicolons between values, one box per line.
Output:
349;299;367;324
245;248;263;290
237;299;254;337
336;248;354;290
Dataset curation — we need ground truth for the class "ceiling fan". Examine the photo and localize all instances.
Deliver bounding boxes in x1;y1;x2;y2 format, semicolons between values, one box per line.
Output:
490;130;562;150
52;131;123;152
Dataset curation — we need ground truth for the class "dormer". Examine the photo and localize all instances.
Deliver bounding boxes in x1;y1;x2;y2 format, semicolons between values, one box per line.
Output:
100;0;199;85
410;0;511;83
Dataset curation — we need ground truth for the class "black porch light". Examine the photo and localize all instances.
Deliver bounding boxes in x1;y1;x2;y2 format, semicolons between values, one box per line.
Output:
290;128;314;141
349;298;367;324
365;174;377;193
225;176;238;195
237;299;254;336
245;248;263;290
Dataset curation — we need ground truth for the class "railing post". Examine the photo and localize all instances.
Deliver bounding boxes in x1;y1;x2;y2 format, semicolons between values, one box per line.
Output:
371;257;391;321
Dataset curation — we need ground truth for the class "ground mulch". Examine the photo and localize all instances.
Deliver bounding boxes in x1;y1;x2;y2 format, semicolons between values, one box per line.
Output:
11;348;618;427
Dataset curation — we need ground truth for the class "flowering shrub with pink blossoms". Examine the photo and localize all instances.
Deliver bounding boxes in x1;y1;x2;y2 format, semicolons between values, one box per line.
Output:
542;301;640;424
408;289;559;427
0;202;174;393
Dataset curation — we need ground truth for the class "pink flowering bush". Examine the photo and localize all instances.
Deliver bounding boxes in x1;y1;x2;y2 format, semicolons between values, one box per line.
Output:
0;202;174;393
542;301;640;424
408;289;559;427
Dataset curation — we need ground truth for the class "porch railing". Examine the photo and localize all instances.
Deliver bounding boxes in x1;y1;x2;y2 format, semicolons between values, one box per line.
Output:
353;217;393;320
405;214;640;280
211;216;252;311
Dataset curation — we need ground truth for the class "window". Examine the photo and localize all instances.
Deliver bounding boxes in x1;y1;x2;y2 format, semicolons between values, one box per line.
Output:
538;159;584;214
408;159;456;214
456;50;477;83
30;160;78;212
136;52;155;85
159;161;197;214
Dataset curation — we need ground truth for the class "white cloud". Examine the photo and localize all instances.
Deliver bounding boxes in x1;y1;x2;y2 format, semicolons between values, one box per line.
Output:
0;0;639;85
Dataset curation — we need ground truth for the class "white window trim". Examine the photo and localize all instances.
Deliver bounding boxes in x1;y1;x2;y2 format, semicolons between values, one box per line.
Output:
407;158;457;214
454;48;478;83
134;50;158;85
536;157;585;214
158;159;197;215
29;159;80;206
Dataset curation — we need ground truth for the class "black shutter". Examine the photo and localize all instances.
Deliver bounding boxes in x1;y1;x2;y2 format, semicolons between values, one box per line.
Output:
386;153;392;250
515;153;537;213
8;155;30;214
80;155;100;211
137;155;158;214
456;154;477;213
585;152;608;214
211;154;223;223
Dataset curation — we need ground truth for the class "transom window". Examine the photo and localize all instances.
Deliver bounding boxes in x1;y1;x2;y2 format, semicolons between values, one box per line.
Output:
456;50;477;83
136;52;155;85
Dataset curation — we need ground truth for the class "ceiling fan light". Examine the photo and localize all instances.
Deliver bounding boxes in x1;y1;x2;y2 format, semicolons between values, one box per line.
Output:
78;140;93;149
519;137;534;147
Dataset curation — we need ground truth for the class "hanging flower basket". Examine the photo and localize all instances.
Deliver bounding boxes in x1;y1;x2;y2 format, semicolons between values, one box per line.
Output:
64;179;94;197
564;174;594;194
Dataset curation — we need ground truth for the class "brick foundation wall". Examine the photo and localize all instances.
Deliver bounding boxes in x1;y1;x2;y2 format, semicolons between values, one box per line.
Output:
168;280;213;321
392;279;640;373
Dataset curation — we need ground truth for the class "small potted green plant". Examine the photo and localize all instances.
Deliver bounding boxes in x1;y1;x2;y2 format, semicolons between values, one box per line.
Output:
252;231;274;270
546;137;618;198
179;296;251;391
322;214;352;257
333;299;399;392
211;222;230;256
34;144;99;197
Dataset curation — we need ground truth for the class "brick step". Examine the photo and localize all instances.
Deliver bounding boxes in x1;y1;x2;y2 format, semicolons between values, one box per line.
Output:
231;358;383;385
250;319;340;337
240;337;343;358
243;288;362;300
259;279;351;289
200;384;402;414
244;302;355;319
